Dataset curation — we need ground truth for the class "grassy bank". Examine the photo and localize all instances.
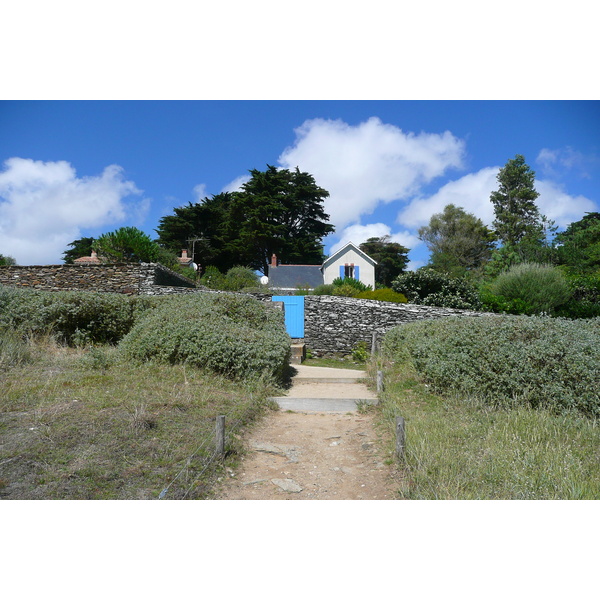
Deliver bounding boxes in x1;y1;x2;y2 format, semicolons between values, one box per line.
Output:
0;340;279;500
374;318;600;499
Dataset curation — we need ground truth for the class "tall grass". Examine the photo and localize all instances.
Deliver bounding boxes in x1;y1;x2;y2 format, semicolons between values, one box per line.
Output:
377;315;600;499
376;359;600;499
0;344;280;500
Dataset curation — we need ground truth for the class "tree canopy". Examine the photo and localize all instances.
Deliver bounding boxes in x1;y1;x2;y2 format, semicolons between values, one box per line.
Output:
62;237;95;264
418;204;495;276
554;211;600;274
156;165;335;274
358;236;410;287
0;254;17;266
490;154;544;247
93;227;161;263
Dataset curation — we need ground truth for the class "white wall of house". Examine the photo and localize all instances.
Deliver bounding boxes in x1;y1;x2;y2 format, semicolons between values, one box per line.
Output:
322;243;376;289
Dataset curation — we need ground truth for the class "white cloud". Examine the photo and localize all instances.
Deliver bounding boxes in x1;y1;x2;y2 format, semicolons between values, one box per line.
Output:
193;183;208;201
0;157;147;265
397;167;500;229
221;175;250;193
396;165;598;233
329;223;422;255
278;117;466;230
536;179;597;227
536;146;597;179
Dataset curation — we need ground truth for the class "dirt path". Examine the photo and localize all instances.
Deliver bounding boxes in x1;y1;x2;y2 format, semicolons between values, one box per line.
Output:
213;408;402;500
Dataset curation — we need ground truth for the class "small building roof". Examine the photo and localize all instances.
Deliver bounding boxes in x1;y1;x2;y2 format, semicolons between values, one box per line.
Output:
268;264;324;290
73;251;101;264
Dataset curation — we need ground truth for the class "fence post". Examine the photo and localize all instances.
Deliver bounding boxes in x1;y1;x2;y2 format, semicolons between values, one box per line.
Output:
377;370;384;393
371;331;377;356
396;416;405;460
216;415;225;456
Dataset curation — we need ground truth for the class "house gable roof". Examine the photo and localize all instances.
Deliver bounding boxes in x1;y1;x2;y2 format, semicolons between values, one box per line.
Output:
268;264;323;290
322;242;377;269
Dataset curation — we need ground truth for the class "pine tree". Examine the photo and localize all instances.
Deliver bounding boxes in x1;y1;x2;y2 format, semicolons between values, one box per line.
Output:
490;155;543;246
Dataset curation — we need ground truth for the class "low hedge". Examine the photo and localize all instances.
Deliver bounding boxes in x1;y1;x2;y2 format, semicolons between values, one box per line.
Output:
0;285;158;345
119;293;291;380
383;315;600;417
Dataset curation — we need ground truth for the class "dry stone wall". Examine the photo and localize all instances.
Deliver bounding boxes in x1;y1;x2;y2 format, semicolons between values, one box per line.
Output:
303;294;490;355
0;263;196;295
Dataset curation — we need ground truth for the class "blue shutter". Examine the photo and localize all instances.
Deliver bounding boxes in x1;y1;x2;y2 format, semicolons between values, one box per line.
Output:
339;265;345;279
354;265;360;281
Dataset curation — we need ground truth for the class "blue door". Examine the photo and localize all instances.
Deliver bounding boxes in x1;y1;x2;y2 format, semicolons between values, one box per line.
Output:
272;296;304;338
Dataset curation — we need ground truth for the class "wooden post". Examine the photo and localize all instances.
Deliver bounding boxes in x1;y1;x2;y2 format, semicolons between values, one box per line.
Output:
216;415;225;456
377;370;384;393
371;331;377;356
396;416;405;460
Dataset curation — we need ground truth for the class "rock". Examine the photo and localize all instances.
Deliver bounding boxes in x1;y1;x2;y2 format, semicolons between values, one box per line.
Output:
271;478;303;493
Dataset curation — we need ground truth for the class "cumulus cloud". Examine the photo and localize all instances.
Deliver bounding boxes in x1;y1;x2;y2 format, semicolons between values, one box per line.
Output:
396;165;597;233
329;222;421;255
193;183;208;201
278;117;466;230
536;179;597;227
536;146;597;179
0;157;148;265
221;175;250;193
397;167;500;229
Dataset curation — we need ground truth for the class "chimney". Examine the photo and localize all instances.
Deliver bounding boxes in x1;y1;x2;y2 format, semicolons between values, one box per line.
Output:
181;249;188;259
91;250;97;258
271;254;277;267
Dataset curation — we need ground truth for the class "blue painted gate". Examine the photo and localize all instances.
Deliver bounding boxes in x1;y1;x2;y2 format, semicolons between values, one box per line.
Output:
272;296;305;338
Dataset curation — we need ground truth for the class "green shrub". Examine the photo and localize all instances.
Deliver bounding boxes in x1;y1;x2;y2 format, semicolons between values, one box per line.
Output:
332;283;361;297
554;273;600;319
119;293;291;380
198;265;226;289
0;286;142;345
199;266;261;292
331;277;372;293
351;340;369;363
478;287;536;315
312;284;335;295
489;263;572;315
383;315;600;417
355;288;408;303
392;269;482;310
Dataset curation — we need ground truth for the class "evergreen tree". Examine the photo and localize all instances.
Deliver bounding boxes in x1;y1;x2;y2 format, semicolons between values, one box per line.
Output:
93;227;160;263
358;236;410;287
156;165;334;274
490;154;544;246
62;237;95;263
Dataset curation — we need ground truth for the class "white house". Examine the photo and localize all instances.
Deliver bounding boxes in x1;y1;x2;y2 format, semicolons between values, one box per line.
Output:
321;242;377;289
265;242;377;292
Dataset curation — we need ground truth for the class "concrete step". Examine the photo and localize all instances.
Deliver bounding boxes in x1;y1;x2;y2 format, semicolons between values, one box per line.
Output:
269;396;378;413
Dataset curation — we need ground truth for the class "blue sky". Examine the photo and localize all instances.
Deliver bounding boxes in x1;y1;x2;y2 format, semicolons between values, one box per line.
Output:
1;100;598;268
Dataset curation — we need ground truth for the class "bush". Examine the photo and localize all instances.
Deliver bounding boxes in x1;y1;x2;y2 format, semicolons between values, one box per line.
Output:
331;277;372;293
392;269;482;310
119;293;291;380
383;315;600;417
554;273;600;319
199;266;261;292
0;286;147;345
355;288;408;303
489;262;572;315
312;284;335;295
